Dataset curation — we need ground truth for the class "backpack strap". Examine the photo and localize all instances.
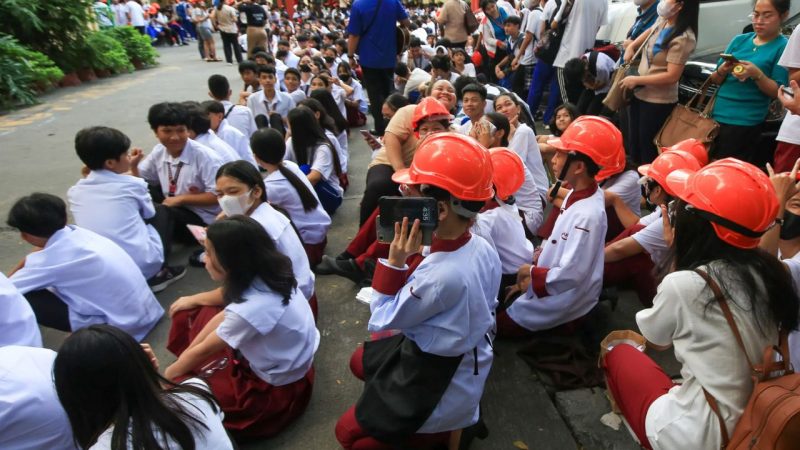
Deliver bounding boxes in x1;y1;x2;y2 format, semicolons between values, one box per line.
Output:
224;104;236;119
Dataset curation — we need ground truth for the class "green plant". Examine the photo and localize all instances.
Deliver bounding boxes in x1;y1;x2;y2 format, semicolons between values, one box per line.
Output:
86;31;134;73
0;34;64;108
105;27;159;66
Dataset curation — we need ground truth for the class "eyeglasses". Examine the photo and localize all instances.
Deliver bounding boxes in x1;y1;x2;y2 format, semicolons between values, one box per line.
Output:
748;12;777;23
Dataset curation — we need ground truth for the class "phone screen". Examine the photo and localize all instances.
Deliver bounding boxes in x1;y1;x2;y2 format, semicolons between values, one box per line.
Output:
378;197;438;227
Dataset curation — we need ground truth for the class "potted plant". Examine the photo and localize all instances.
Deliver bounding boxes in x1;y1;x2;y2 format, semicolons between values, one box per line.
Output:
105;27;159;69
0;34;64;108
86;31;134;76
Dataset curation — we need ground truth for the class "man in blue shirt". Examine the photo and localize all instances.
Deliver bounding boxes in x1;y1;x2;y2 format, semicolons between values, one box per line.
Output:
347;0;410;135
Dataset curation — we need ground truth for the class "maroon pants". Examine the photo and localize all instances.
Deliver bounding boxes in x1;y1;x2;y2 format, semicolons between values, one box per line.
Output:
303;239;327;268
603;224;657;307
495;309;588;339
602;344;675;449
346;208;390;271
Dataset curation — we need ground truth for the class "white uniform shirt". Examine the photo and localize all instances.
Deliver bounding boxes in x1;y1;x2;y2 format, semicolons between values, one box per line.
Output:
520;6;543;66
631;208;668;265
284;140;344;197
344;79;369;113
369;234;500;433
509;123;550;199
216;280;319;386
249;202;315;300
325;129;349;174
264;161;331;245
582;50;616;95
126;0;146;26
637;266;778;450
90;379;232;450
68;169;164;279
247;89;296;120
0;346;75;450
514;165;546;234
472;203;534;274
777;26;800;145
10;226;164;341
138;139;224;224
0;274;42;348
216;120;258;167
507;187;607;330
331;85;348;117
221;100;257;137
287;88;306;105
112;2;127;25
552;0;608;68
639;207;662;227
601;170;642;217
194;131;239;163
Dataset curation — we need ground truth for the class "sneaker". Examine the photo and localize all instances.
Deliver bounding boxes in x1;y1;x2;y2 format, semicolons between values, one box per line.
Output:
336;250;355;261
148;266;187;293
314;255;365;283
188;249;206;267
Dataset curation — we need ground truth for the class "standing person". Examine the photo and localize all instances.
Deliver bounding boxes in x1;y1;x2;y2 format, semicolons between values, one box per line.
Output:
774;24;800;172
526;0;560;122
602;158;798;449
53;325;233;450
479;0;510;83
193;2;220;62
621;0;698;164
347;0;411;136
706;0;790;166
213;1;243;65
239;0;268;59
551;0;609;108
111;0;127;27
437;0;470;49
93;0;114;29
511;0;542;100
126;0;147;34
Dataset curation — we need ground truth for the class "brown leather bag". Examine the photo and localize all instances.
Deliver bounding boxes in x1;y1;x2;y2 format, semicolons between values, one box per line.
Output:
653;77;720;149
694;269;800;450
603;27;657;113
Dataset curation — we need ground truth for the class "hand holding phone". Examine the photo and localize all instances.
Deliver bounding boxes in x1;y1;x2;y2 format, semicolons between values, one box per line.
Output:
386;217;424;268
781;86;795;98
719;53;739;64
376;196;438;246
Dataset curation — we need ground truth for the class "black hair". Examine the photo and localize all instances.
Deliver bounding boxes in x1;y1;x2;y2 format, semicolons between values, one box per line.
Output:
147;102;189;131
74;126;131;170
257;64;277;76
335;38;347;50
201;100;225;115
503;15;522;26
384;93;411;113
461;82;487;101
337;60;354;78
182;102;211;136
254;51;273;63
766;0;791;15
297;34;309;42
394;62;410;78
480;0;497;10
284;67;301;80
277;39;290;47
207;74;231;100
206;216;297;305
485;112;510;147
550;103;579;137
431;54;452;72
421;185;485;221
250;128;320;212
563;57;587;86
7;193;67;238
493;92;534;128
453;75;479;101
570;152;601;176
663;0;699;49
238;60;258;75
275;49;289;60
216;160;268;204
310;74;331;88
668;199;799;333
288;106;342;177
298;97;339;135
409;36;422;48
53;325;219;450
309;88;349;134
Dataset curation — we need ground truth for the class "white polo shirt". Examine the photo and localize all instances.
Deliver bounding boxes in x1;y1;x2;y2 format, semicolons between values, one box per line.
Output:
264;161;331;245
287;88;306;105
247;89;296;120
325;129;348;174
10;226;164;341
216;279;319;386
138;139;224;224
126;0;146;26
216;119;258;167
601;170;642;217
220;100;257;137
284;140;343;198
0;274;42;348
472;203;534;274
0;346;75;450
194;131;238;163
68;169;164;279
509;123;550;199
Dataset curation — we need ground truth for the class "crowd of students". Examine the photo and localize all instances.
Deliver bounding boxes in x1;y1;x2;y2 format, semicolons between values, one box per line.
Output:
3;0;800;448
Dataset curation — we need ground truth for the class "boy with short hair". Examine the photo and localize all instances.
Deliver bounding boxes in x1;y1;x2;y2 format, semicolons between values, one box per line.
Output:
208;73;257;137
183;101;238;162
247;65;296;129
494;16;524;94
283;67;306;104
237;60;260;105
202;100;258;167
457;83;487;134
8;193;164;341
563;50;616;116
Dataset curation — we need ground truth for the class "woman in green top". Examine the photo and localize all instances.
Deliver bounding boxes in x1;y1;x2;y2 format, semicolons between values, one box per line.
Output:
707;0;790;164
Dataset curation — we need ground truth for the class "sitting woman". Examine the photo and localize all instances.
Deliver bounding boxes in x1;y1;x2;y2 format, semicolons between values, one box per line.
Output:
603;158;798;449
166;216;319;441
537;103;579;169
54;324;232;449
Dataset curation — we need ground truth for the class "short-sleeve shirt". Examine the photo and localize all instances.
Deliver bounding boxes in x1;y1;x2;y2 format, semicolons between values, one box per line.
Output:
284;140;344;197
126;0;146;26
369;104;417;168
438;0;468;44
712;32;789;126
636;19;697;104
778;26;800;145
631;215;668;265
239;3;266;26
215;4;239;34
347;0;409;68
264;161;331;245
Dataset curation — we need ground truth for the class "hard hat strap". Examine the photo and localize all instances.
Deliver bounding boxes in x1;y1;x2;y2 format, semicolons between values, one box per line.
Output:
685;205;768;239
550;152;575;201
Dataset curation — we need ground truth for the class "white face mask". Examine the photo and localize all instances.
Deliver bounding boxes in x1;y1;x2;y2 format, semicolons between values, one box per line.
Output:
657;0;678;18
219;190;254;217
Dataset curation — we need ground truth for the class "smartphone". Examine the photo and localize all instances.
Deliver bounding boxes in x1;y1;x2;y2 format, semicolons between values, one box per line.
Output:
782;86;795;98
719;53;739;64
376;196;438;246
186;224;207;245
360;129;382;150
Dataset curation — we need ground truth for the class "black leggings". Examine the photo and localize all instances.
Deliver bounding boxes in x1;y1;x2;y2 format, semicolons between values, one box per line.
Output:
359;164;399;226
710;122;765;165
25;289;71;332
219;31;243;64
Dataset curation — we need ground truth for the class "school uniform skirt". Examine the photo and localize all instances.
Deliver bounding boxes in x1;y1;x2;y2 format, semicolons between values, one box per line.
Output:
168;306;314;442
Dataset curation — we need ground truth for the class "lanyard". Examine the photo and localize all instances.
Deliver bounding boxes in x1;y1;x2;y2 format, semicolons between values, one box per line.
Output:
166;161;184;197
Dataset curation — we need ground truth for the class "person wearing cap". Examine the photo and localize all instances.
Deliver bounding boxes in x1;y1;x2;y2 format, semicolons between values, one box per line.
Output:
603;145;706;306
497;116;615;337
602;158;798;449
335;133;499;450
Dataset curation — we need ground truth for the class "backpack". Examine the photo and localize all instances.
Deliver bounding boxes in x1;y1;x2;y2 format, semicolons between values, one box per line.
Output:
695;269;800;450
464;1;479;34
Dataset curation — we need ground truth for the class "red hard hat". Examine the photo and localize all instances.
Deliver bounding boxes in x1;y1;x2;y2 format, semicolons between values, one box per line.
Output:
595;145;625;182
660;139;709;167
547;116;624;171
665;158;778;249
637;150;703;197
471;51;483;67
393;132;494;201
412;97;453;131
489;147;525;200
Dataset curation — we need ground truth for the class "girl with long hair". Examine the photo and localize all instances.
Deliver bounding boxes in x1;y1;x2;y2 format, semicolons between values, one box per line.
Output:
300;95;350;182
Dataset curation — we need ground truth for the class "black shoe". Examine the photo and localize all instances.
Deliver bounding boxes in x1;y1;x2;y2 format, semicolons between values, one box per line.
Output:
315;255;365;283
533;109;544;122
336;250;355;260
188;249;206;267
148;266;187;293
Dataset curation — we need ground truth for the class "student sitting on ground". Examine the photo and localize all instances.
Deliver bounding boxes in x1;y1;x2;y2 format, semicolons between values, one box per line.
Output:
308;89;351;179
184;102;238;163
0;273;42;348
563;50;617;116
247;65;295;134
132;102;225;257
67;126;184;291
207;74;257;137
54;325;232;449
7;193;163;341
284;67;307;104
203;100;258;167
251;129;332;267
166;216;319;441
237;60;261;105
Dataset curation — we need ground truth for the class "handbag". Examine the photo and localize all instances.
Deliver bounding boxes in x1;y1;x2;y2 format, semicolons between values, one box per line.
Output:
653;76;720;149
534;0;572;65
602;26;657;112
464;1;480;34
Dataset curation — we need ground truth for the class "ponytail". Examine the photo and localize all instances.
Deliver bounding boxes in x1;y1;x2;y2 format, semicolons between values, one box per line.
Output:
278;164;320;212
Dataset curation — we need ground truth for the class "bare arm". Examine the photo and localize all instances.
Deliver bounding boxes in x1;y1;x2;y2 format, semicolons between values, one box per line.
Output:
384;132;408;171
164;192;218;207
164;311;227;380
605;191;643;230
604;237;645;263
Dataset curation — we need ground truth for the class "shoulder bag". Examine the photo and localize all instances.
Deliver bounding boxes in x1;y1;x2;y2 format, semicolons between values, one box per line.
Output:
464;0;480;34
653;76;720;149
602;26;657;113
534;0;572;65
